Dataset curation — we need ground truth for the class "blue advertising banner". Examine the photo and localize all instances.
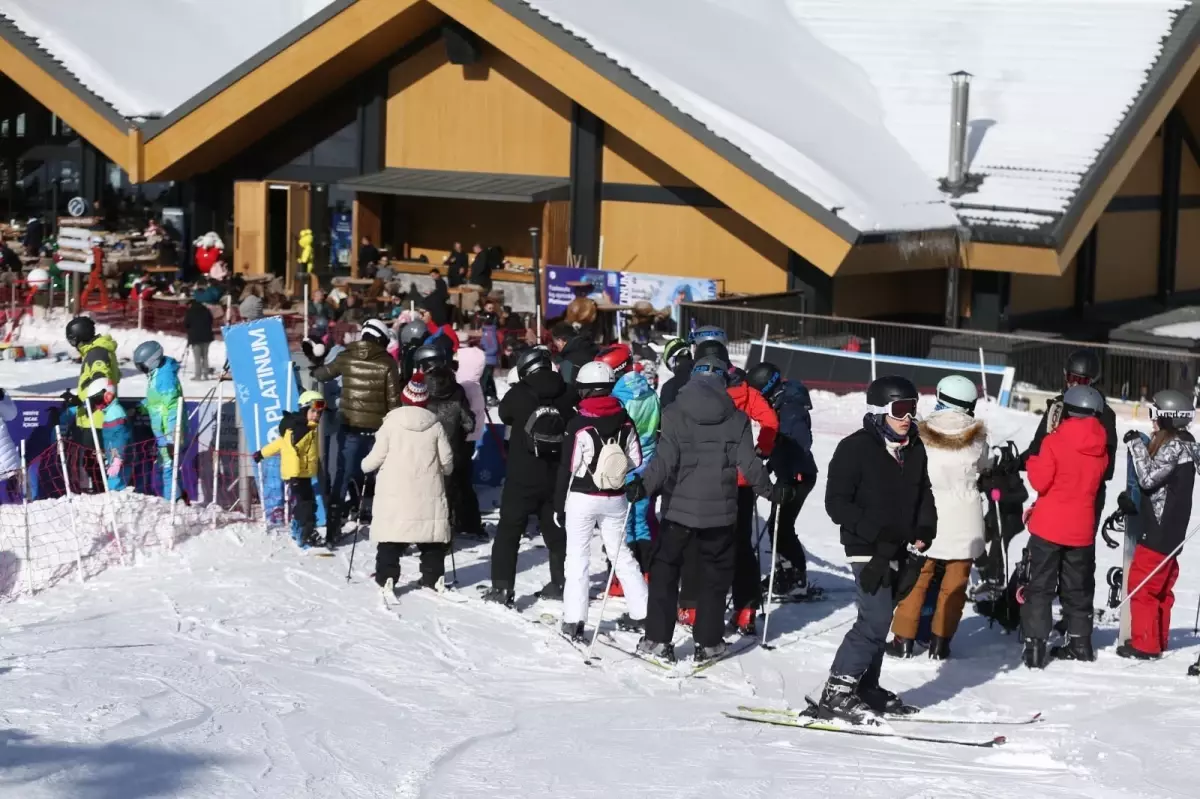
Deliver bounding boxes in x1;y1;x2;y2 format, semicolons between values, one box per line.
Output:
331;212;352;268
617;270;718;309
223;317;295;521
544;266;620;316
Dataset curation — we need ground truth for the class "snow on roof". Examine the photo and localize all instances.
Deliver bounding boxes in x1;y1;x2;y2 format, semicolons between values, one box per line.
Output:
0;0;339;119
520;0;1188;233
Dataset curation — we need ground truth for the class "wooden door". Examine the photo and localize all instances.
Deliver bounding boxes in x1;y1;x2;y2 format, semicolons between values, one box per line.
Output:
285;183;311;294
233;180;267;275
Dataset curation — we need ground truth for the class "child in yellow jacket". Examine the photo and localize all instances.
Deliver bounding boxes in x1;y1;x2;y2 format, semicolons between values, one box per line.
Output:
254;391;325;546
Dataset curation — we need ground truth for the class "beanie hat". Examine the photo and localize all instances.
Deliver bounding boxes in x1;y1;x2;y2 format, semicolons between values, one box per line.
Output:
402;372;429;407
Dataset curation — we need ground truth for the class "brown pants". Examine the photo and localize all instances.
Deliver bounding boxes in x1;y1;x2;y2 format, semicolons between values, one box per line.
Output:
891;559;972;640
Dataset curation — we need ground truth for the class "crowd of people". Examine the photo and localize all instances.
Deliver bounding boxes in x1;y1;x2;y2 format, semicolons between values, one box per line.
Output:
48;309;1200;725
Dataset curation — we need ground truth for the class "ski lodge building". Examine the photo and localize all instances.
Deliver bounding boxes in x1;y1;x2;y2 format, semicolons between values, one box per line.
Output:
1;0;1199;332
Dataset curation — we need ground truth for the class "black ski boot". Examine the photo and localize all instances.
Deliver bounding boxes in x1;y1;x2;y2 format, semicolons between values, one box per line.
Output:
885;636;914;659
1022;637;1048;669
561;621;585;642
636;638;677;664
1116;643;1158;661
1051;634;1095;662
536;581;564;601
1188;657;1200;677
614;614;644;633
481;585;515;607
858;683;919;716
815;674;879;726
694;641;728;663
927;635;951;661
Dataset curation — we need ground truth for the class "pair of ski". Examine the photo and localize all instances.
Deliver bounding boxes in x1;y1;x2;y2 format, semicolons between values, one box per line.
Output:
596;632;757;679
725;703;1042;747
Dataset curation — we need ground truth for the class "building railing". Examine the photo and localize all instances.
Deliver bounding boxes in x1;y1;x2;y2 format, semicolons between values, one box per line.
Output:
678;303;1200;399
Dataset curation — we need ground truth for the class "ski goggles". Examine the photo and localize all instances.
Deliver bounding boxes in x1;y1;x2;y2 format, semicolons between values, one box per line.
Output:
868;398;918;420
302;399;327;412
1064;372;1094;388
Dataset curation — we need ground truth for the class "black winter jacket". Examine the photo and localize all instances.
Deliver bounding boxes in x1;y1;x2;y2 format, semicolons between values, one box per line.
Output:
184;300;214;345
313;340;401;431
659;354;694;409
554;396;640;513
1129;431;1200;555
499;369;578;493
425;369;476;454
1024;394;1118;483
641;375;771;529
556;336;598;386
767;380;817;482
825;418;938;558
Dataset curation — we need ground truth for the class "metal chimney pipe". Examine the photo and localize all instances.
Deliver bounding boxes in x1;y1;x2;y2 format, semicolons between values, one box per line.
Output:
947;71;973;189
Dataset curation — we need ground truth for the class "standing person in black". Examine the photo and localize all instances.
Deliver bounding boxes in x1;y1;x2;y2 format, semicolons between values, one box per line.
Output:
359;236;381;271
420;347;479;540
469;242;493;292
817;376;936;725
551;322;598;387
184;294;215;380
443;242;468;288
1021;349;1117;531
625;356;791;663
658;338;693;409
483;347;577;605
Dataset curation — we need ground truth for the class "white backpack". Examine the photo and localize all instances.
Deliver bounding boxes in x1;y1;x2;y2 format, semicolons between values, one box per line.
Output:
590;429;631;491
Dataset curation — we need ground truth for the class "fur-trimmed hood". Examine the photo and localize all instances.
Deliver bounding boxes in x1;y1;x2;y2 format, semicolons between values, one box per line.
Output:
918;409;986;451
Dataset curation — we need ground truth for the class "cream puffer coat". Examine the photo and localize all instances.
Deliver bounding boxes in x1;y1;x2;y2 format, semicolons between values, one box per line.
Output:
361;405;455;544
918;409;989;561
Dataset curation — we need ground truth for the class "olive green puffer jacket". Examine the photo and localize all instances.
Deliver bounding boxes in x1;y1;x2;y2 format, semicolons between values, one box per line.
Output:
312;340;400;430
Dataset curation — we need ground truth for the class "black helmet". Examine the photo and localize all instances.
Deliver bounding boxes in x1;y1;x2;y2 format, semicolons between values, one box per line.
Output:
1063;385;1105;418
413;344;449;372
867;375;918;408
693;339;729;365
1065;349;1102;385
746;362;782;398
1151;388;1194;430
399;320;427;347
65;316;96;349
515;346;552;381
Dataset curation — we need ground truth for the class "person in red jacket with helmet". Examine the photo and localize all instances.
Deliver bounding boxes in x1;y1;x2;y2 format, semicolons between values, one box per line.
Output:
677;341;778;635
595;343;633;379
1020;384;1110;669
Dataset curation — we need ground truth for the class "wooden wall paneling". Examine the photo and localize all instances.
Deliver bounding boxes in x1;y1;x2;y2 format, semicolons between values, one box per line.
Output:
396;196;543;266
285;183;312;294
601;129;694;187
542;200;570;265
353;193;383;278
234;180;268;275
1176;208;1200;291
386;42;571;176
1094;211;1159;302
1008;258;1078;315
832;270;948;318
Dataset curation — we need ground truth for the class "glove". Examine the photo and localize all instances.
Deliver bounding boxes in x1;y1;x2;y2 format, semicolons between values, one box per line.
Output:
1123;430;1143;445
1117;491;1138;516
770;483;797;505
252;451;263;463
857;553;895;595
914;525;936;549
625;477;647;504
60;390;82;408
106;457;123;478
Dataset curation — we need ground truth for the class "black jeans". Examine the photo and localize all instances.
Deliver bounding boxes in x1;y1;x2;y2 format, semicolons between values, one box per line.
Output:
490;486;565;590
829;562;895;686
1020;533;1096;640
289;477;317;540
375;541;446;588
770;479;814;578
679;488;762;611
646;521;736;648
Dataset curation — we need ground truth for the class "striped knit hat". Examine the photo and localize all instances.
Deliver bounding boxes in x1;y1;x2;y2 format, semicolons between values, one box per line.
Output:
402;371;429;407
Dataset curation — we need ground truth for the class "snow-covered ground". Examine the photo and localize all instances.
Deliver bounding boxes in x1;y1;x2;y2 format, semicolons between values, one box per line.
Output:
0;390;1193;798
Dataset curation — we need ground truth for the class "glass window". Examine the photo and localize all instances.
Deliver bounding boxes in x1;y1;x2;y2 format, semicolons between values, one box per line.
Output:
312;117;359;169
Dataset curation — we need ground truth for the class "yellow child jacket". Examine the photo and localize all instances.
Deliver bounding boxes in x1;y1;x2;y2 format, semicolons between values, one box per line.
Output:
259;412;319;479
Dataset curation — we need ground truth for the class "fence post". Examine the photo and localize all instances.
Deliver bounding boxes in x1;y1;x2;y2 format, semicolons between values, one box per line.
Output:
225;293;232;324
760;324;769;362
303;284;309;336
978;347;990;402
20;440;32;595
168;397;184;541
870;337;877;382
54;428;85;583
83;396;126;565
283;369;294;530
253;404;267;531
138;292;145;330
212;378;225;531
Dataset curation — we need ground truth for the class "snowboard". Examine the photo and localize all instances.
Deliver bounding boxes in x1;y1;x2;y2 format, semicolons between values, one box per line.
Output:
1119;435;1147;644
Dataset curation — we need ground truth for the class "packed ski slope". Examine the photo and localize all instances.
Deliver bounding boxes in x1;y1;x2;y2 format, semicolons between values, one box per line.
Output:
0;394;1197;799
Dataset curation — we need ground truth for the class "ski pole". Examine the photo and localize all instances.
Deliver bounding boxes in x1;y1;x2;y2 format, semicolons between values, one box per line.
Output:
586;502;633;664
1116;521;1200;611
345;481;368;582
761;500;783;650
449;540;458;586
1193;594;1199;635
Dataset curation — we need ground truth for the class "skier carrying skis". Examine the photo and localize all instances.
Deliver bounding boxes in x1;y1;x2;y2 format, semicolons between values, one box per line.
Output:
253;391;326;548
1119;389;1199;660
818;375;936;724
134;341;183;500
888;375;987;661
555;361;645;640
362;372;455;597
746;362;818;599
1021;384;1109;668
625;355;791;664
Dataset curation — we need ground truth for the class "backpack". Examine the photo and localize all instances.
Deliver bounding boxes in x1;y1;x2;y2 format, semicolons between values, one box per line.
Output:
588;427;631;491
524;404;566;458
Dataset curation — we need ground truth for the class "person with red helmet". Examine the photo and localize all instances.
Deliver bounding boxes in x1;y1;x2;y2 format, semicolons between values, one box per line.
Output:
595;343;633;379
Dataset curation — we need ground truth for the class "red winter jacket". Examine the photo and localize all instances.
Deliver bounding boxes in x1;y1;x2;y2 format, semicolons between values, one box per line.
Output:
1026;416;1109;547
727;381;778;487
425;321;460;353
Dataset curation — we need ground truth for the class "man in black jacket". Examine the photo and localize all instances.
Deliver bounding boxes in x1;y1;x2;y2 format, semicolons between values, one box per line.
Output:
443;242;468;288
551;322;598;387
184;296;214;380
626;356;790;663
484;347;577;605
658;337;693;409
818;375;936;725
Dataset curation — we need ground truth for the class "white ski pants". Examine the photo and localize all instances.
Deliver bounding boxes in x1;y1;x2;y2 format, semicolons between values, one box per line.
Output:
564;492;648;625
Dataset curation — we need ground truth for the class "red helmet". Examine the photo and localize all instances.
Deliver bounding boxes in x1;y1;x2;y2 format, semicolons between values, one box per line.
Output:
595;343;633;377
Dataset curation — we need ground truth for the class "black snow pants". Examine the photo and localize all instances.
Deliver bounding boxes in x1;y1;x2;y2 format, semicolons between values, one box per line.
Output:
288;477;317;541
1020;533;1096;640
489;483;565;591
679;487;761;612
448;441;482;536
769;479;814;579
646;521;736;648
375;541;445;588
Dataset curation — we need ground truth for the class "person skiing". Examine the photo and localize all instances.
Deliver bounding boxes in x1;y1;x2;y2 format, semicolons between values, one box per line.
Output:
62;317;120;494
611;366;661;576
484;346;577;605
1023;349;1117;530
422;351;478;540
555;361;645;640
253;391;326;548
625;355;791;663
1119;389;1200;660
362;372;455;597
658;337;693;409
79;378;130;491
746;361;819;598
134;341;184;500
311;318;401;537
1021;384;1109;668
887;375;987;660
818;375;936;724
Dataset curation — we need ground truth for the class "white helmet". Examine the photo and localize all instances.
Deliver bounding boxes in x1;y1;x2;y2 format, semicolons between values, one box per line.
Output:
577;361;616;390
936;374;979;414
360;318;391;346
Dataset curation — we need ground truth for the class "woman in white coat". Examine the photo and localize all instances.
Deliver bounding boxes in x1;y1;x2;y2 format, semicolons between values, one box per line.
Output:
888;376;988;660
361;372;455;596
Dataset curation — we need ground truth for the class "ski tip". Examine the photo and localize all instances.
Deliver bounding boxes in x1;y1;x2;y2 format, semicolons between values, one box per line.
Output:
992;735;1008;746
1030;712;1043;724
